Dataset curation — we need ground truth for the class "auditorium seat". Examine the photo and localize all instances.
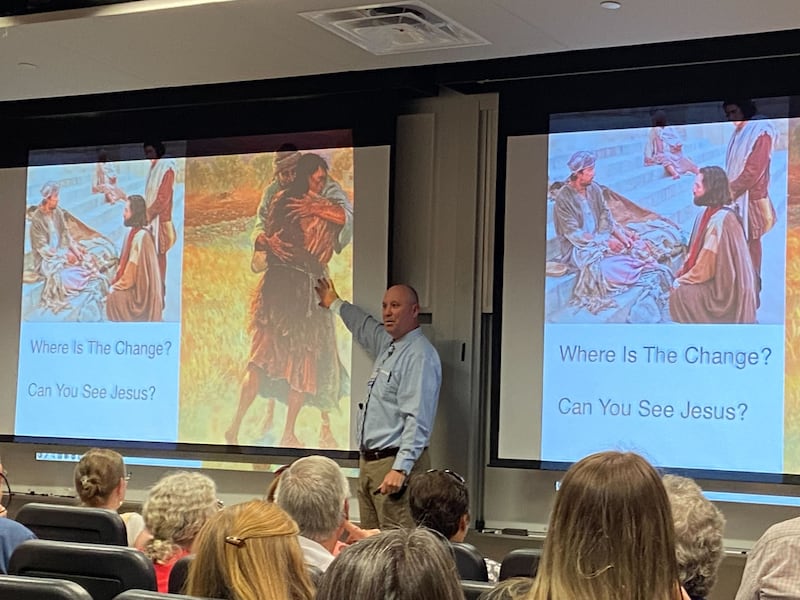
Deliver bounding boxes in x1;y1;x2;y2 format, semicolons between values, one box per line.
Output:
499;548;541;580
452;542;489;581
0;574;93;600
461;579;495;599
15;502;128;545
8;539;157;600
166;554;192;594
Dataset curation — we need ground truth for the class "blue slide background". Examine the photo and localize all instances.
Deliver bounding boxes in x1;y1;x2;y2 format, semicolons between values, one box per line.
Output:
542;323;785;473
16;321;181;442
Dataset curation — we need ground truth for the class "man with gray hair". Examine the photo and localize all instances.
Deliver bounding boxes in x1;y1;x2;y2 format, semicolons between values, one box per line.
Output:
275;455;350;572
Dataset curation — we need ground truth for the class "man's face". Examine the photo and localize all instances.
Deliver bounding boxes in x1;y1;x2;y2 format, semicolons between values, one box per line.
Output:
277;167;296;188
724;104;745;125
382;285;419;340
308;167;326;195
575;165;595;187
123;200;132;225
144;145;158;161
44;192;59;210
692;173;706;204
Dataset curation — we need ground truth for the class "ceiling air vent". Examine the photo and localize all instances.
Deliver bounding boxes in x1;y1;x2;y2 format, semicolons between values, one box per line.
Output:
300;1;489;55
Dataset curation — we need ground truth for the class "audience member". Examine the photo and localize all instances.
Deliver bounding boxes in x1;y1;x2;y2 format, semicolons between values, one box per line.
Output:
527;451;689;600
735;514;800;600
0;516;36;574
480;577;534;600
141;471;218;592
73;448;144;546
265;463;291;503
663;475;726;600
267;460;376;555
316;528;462;600
186;500;314;600
275;455;349;572
408;468;501;582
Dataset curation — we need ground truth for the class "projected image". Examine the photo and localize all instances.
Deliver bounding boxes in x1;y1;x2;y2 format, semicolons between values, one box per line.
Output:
782;118;800;473
535;104;789;474
500;98;794;477
21;149;184;323
179;146;353;450
546;114;787;325
15;133;363;452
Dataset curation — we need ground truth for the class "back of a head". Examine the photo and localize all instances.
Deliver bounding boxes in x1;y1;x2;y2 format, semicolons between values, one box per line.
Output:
479;577;534;600
142;471;217;563
186;500;314;600
73;448;125;508
316;528;463;600
663;475;726;599
275;455;349;542
408;469;468;540
530;451;680;600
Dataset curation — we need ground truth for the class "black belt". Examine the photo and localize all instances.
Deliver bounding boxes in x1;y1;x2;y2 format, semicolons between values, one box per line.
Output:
360;447;399;462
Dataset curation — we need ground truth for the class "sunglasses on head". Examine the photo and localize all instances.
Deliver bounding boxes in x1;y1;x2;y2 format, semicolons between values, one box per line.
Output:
427;468;466;484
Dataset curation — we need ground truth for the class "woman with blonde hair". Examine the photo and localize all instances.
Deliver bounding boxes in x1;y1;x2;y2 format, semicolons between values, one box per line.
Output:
141;471;219;592
186;500;314;600
73;448;144;546
528;451;689;600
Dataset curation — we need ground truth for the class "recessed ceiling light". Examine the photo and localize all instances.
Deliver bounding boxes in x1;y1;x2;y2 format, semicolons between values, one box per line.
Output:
17;62;38;70
600;1;622;8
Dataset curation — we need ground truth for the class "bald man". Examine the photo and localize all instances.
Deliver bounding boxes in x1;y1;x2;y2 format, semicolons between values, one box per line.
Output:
315;278;441;529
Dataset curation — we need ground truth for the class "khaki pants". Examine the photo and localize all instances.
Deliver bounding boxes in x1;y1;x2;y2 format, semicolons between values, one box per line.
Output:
357;448;430;530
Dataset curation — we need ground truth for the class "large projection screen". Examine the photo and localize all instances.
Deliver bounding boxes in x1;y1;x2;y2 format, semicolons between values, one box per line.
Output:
1;133;390;455
497;99;800;481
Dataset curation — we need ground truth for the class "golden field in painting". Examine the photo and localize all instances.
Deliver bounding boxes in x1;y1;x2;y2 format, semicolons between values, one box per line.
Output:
178;149;354;448
783;119;800;471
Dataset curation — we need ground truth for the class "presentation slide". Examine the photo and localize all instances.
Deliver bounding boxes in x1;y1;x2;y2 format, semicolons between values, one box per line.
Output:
13;133;390;453
499;100;800;478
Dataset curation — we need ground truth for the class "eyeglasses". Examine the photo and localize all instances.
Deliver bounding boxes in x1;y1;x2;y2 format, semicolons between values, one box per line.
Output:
124;472;132;482
427;469;466;485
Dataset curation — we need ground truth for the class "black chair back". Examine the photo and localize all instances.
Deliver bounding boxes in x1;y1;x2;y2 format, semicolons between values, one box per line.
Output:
8;539;157;600
167;554;193;594
15;503;128;546
498;548;541;581
114;591;205;600
452;542;489;581
461;579;495;599
0;574;94;600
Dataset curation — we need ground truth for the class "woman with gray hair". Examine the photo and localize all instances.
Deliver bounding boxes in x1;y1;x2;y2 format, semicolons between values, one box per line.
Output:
663;474;726;600
316;528;462;600
141;471;219;592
